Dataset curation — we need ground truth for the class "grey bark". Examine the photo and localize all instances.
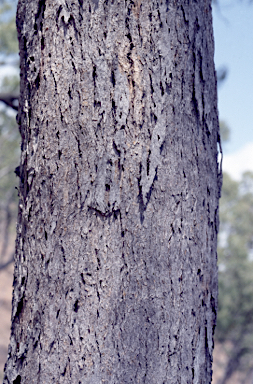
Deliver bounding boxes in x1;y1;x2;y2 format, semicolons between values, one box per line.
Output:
4;1;221;383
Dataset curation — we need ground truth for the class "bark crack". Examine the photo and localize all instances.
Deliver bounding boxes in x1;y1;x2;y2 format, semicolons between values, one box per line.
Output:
88;206;120;219
138;163;158;224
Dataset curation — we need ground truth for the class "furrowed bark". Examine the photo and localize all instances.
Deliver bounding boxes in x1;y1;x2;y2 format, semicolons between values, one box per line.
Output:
4;1;221;383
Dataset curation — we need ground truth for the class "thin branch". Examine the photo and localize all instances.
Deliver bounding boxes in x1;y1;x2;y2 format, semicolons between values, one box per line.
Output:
0;93;19;111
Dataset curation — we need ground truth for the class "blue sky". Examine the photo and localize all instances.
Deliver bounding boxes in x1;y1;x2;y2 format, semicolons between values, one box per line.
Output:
213;0;253;179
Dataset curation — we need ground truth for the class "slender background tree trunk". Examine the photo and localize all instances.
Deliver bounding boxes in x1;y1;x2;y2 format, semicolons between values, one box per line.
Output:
4;1;221;383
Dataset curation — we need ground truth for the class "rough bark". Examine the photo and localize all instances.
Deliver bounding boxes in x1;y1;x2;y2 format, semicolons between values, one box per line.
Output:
4;1;221;383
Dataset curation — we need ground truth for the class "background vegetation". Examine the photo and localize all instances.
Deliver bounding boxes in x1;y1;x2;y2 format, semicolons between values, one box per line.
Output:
0;0;19;271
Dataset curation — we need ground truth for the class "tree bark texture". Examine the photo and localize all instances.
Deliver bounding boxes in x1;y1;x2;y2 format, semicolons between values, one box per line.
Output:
4;1;221;383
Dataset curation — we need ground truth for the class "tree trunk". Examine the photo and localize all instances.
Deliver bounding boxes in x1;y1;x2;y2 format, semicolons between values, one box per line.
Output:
4;1;221;383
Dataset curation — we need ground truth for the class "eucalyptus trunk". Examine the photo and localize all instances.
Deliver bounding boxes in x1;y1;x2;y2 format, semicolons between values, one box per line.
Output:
4;1;221;383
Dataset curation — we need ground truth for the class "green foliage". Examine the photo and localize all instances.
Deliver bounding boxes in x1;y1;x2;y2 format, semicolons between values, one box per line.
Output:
0;0;18;56
0;105;20;243
1;73;19;94
0;0;19;262
219;121;230;144
0;106;19;199
216;171;253;377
